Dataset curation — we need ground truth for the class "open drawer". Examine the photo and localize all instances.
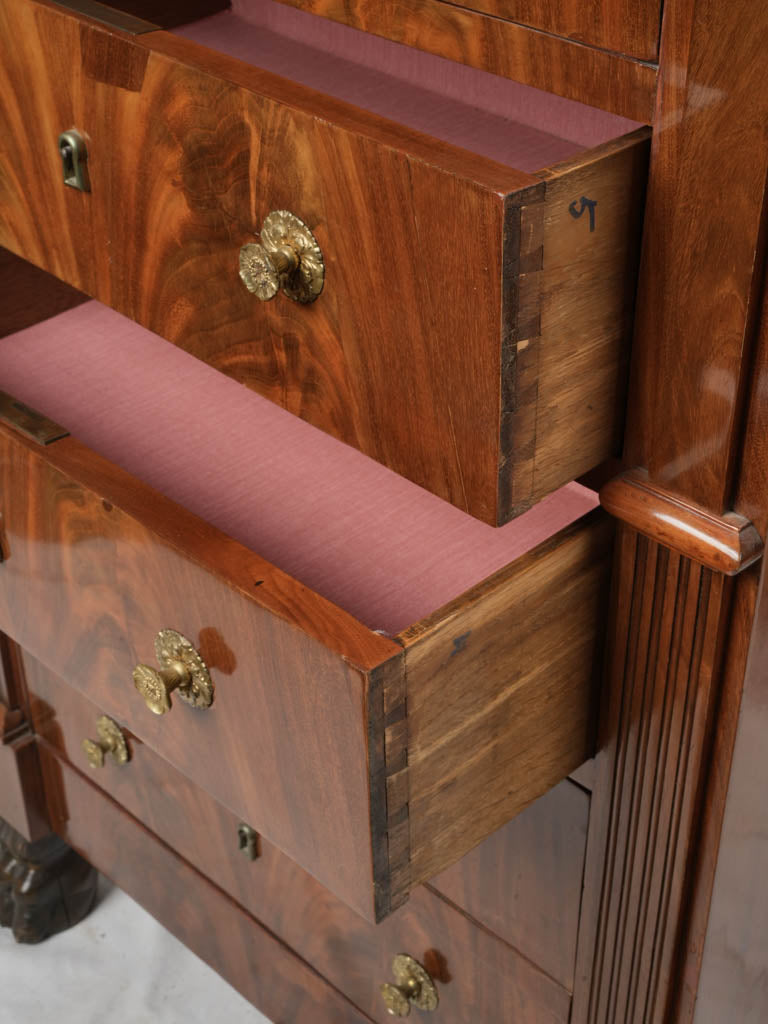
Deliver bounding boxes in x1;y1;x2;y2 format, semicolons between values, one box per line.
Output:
0;0;649;525
0;278;612;922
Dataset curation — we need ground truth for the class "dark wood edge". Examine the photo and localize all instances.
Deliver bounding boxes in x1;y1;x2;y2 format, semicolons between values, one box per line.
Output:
0;423;400;673
368;654;410;921
48;0;158;32
600;469;764;575
536;126;653;182
269;0;658;121
497;182;547;523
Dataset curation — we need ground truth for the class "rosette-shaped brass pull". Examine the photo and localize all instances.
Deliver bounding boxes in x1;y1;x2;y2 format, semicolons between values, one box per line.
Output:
239;210;324;304
380;955;439;1017
132;630;213;715
82;716;129;769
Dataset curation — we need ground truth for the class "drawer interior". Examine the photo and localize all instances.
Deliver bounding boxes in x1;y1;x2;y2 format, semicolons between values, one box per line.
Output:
0;296;596;635
172;0;641;170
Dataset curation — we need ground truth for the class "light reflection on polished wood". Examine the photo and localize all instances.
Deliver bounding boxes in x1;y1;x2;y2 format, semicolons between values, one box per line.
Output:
600;470;763;575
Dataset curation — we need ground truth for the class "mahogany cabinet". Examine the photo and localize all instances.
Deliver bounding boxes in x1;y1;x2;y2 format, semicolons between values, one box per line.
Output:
2;0;768;1022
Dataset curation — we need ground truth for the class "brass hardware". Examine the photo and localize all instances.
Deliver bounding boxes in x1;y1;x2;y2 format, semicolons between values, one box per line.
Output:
58;130;90;192
237;823;259;861
239;210;324;304
0;391;69;445
380;955;439;1017
52;0;158;33
81;715;129;770
133;630;213;715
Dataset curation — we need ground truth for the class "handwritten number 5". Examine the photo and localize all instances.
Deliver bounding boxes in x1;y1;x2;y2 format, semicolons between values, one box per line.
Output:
569;196;597;232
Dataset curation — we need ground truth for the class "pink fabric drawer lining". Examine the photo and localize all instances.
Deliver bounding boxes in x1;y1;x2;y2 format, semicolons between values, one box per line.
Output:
0;302;597;634
174;1;639;172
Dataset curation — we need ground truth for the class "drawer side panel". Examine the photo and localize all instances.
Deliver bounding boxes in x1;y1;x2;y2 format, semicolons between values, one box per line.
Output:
401;511;613;885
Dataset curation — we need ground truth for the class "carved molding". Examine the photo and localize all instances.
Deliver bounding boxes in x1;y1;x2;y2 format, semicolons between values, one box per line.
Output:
601;470;763;576
573;526;735;1023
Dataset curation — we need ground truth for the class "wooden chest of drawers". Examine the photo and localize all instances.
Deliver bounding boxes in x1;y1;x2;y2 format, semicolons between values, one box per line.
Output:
3;0;768;1022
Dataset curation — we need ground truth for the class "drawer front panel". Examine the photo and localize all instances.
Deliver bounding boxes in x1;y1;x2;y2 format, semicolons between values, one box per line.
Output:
0;0;648;524
407;0;661;60
0;422;401;921
28;657;572;1024
275;0;662;63
38;747;375;1024
431;780;590;991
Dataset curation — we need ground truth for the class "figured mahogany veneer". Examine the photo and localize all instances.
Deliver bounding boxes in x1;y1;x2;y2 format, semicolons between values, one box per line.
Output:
265;0;659;119
399;0;662;61
0;289;613;923
39;751;374;1024
0;0;649;524
26;654;576;1022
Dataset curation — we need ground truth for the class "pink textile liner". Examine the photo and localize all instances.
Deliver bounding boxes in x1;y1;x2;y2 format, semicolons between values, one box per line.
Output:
0;302;597;634
173;0;639;172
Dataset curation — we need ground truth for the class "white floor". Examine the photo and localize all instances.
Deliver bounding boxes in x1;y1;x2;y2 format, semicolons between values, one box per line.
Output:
0;878;272;1023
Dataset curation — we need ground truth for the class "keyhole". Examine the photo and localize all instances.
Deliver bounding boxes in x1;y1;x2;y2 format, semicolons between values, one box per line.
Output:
57;130;90;191
60;140;75;179
237;823;259;860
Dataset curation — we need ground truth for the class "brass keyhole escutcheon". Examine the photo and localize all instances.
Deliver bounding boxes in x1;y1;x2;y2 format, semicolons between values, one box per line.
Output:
380;955;439;1017
237;823;259;861
81;716;129;770
58;129;90;192
132;630;213;715
239;210;324;304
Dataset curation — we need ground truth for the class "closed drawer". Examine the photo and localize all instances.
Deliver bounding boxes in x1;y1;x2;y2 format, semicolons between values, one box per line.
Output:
27;653;573;1023
0;287;612;923
321;0;663;61
38;750;374;1024
0;0;648;525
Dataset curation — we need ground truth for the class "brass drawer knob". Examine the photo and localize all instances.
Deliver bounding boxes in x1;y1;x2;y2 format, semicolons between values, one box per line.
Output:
380;955;439;1017
239;210;324;304
132;629;213;715
82;715;129;769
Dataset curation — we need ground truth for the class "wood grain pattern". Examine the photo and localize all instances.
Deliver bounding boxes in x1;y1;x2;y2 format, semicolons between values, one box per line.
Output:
572;527;735;1023
429;780;590;992
672;179;768;1022
601;470;763;575
40;749;376;1024
503;131;649;518
0;0;648;523
269;0;658;120
624;0;768;513
422;0;662;60
26;655;572;1023
0;422;402;922
399;511;613;886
